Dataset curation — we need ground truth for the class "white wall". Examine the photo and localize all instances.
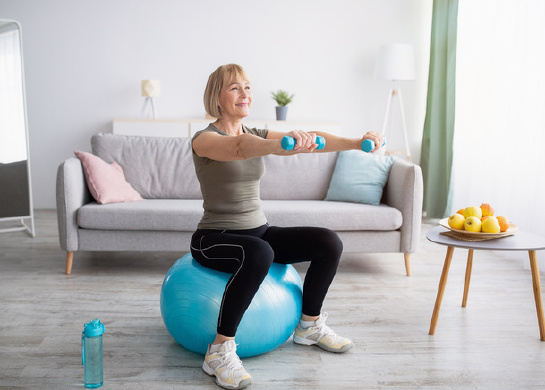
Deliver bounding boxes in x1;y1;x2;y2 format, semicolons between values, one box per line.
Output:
1;0;432;208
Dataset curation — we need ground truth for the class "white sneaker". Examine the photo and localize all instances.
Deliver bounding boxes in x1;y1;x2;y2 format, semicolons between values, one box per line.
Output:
202;340;253;389
293;313;354;353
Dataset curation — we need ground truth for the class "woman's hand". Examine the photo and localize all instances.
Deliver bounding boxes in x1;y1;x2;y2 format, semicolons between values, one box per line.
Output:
361;131;384;153
286;130;318;151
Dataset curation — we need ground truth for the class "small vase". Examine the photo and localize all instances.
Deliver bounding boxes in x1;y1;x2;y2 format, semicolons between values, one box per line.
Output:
275;106;288;121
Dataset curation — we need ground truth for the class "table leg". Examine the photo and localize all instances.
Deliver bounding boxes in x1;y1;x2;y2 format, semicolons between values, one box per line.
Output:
462;249;474;308
429;246;455;335
528;250;545;341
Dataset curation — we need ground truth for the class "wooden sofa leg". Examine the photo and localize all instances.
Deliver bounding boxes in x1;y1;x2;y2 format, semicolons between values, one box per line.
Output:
404;253;412;276
65;251;74;275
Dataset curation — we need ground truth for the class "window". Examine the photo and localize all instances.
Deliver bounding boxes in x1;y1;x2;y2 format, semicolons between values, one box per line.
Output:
452;1;545;264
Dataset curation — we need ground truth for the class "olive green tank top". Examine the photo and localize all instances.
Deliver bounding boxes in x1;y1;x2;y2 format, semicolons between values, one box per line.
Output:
192;124;269;230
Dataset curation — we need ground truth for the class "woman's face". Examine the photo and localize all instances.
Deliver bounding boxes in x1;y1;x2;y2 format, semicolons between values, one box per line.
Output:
217;75;252;120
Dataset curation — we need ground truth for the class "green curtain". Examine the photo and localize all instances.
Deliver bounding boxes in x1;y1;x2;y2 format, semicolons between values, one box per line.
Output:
420;0;459;218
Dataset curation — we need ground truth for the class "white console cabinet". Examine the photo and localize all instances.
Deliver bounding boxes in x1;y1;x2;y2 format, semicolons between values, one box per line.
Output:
112;118;340;138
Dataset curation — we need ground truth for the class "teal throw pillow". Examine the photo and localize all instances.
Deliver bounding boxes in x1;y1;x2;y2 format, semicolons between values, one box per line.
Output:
325;150;394;205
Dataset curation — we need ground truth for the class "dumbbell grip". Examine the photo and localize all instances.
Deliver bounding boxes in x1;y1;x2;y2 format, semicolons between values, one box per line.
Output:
361;138;386;153
281;136;325;151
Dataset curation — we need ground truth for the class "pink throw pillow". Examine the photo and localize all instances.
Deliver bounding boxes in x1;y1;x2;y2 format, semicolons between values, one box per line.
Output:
74;150;143;204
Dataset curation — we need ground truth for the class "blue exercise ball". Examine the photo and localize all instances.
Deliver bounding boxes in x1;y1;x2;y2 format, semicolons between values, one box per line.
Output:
160;253;303;358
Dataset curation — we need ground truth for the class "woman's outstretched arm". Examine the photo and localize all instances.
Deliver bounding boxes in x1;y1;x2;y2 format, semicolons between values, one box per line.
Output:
193;129;384;162
193;131;298;162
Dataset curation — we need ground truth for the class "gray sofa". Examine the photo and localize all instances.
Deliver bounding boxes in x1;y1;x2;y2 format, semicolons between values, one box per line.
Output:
56;133;423;275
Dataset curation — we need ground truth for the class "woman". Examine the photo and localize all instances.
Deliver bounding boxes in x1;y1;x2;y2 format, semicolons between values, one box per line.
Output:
191;64;383;389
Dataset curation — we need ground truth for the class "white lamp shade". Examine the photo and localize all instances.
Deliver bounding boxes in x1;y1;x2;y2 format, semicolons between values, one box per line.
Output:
375;44;416;81
141;80;161;97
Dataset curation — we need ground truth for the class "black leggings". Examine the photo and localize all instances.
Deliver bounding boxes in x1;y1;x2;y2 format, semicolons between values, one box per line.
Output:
190;224;343;337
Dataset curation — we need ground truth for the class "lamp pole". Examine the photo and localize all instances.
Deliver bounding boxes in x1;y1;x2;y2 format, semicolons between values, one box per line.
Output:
375;43;416;161
381;80;411;161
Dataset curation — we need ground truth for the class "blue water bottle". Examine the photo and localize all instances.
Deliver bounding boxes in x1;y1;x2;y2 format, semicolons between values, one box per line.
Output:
82;319;105;388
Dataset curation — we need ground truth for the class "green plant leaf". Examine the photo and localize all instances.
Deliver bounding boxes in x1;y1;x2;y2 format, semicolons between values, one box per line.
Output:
271;90;294;106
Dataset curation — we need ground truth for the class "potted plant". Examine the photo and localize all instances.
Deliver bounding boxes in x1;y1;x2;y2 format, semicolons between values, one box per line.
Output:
271;90;294;121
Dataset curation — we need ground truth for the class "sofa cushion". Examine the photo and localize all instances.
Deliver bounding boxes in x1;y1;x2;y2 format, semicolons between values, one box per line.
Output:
78;199;203;231
260;153;338;200
91;134;202;199
91;134;341;201
74;150;143;204
325;151;394;206
262;200;402;231
77;199;402;232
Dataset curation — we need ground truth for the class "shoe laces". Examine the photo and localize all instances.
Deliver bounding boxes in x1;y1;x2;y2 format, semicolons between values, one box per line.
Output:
222;350;244;371
313;313;340;341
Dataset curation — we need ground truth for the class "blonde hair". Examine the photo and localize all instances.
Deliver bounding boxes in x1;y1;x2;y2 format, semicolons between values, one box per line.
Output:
203;64;250;119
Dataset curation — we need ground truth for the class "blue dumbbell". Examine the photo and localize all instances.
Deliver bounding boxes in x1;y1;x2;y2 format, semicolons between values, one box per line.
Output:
361;138;386;153
281;136;326;151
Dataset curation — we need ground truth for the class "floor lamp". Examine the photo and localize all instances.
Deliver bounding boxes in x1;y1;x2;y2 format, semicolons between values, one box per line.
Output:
141;80;160;119
375;44;416;161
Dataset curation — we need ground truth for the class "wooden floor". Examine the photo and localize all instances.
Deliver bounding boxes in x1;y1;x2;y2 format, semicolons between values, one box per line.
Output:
1;210;545;389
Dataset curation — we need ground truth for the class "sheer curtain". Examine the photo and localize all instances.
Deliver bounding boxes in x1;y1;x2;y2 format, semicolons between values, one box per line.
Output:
452;1;545;266
0;25;26;164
